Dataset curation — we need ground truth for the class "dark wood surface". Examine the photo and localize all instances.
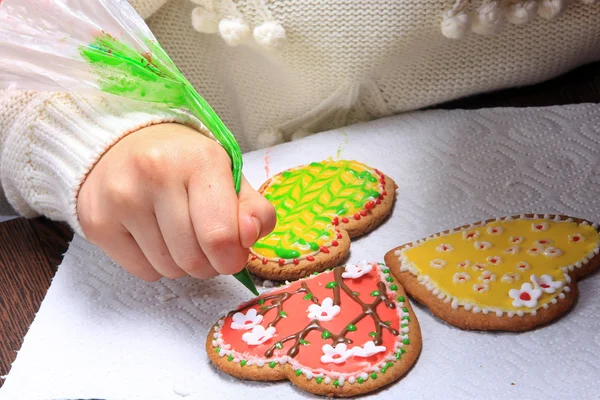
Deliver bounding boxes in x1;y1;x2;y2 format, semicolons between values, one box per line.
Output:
1;60;599;386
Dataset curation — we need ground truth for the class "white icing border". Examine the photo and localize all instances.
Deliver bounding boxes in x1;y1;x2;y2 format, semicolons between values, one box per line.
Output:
394;214;600;317
210;263;412;385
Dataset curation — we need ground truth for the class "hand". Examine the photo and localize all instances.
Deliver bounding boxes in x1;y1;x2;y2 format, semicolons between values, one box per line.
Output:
77;123;276;281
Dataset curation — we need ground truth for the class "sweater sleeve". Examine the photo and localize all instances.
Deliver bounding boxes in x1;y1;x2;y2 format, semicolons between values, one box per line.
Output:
0;90;208;236
130;0;172;20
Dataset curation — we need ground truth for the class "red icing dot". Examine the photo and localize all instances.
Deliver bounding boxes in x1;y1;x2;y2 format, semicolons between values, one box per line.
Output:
532;248;538;252
382;191;387;196
337;233;343;240
573;236;580;242
293;259;300;265
279;259;285;266
354;214;361;220
541;284;550;288
341;218;350;224
520;292;532;301
332;241;339;247
320;246;330;254
251;255;257;260
536;225;543;230
262;258;268;265
360;210;368;217
332;217;339;226
306;256;315;261
365;201;375;209
376;199;381;205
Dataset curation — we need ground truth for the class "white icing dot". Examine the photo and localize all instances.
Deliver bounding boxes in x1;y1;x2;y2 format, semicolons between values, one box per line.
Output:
464;303;473;311
472;306;481;314
551;298;558;304
256;360;265;367
507;312;515;318
482;308;489;315
451;299;459;310
338;376;345;387
359;373;369;380
304;370;313;380
324;377;332;384
564;286;571;293
495;310;503;317
394;250;402;256
212;340;218;347
348;376;356;384
542;303;549;309
517;310;524;317
559;293;566;300
531;310;537;316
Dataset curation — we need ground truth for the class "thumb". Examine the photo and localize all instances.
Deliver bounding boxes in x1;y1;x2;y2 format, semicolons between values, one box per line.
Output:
238;176;277;249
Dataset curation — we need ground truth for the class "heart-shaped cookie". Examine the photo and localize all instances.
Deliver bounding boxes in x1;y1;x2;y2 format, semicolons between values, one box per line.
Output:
206;262;421;397
248;160;396;281
384;214;600;331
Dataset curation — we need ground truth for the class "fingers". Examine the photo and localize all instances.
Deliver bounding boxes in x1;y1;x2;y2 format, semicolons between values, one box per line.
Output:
154;183;218;280
123;210;187;280
188;150;249;275
238;176;277;248
100;228;163;282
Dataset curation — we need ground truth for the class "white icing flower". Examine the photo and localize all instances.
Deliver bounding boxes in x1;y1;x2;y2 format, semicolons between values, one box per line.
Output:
532;222;549;232
487;226;504;235
342;261;373;279
472;262;487;272
504;246;520;255
352;341;387;358
241;325;276;345
534;239;553;247
487;256;502;265
436;244;454;252
453;272;471;283
508;283;542;308
531;274;563;294
501;272;521;283
457;260;471;269
479;270;496;283
321;343;353;364
462;230;480;240
543;246;562;257
307;297;340;322
527;246;542;256
473;284;489;293
516;261;531;272
569;233;585;243
474;241;492;250
430;259;447;269
231;308;264;330
509;236;524;244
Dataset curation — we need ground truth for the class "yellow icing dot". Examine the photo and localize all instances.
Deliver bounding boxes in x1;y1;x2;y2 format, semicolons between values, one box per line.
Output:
401;218;600;312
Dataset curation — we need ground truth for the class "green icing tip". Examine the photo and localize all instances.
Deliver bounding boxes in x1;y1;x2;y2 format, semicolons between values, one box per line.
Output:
233;268;259;296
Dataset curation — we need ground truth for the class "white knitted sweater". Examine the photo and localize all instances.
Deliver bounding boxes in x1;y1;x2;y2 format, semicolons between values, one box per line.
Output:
1;0;599;233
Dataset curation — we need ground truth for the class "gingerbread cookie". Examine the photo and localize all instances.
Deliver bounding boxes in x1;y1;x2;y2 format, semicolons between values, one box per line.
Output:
384;214;600;331
248;160;396;281
207;262;421;397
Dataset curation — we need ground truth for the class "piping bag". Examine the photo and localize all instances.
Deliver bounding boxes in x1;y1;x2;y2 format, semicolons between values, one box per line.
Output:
0;0;259;296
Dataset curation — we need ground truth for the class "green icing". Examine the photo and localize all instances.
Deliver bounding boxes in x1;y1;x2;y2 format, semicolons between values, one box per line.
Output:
251;160;382;260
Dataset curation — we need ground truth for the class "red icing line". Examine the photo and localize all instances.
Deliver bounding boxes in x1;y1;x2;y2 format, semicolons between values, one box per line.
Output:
219;268;400;374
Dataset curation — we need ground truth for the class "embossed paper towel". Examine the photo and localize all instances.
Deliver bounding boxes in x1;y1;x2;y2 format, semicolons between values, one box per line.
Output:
2;104;600;400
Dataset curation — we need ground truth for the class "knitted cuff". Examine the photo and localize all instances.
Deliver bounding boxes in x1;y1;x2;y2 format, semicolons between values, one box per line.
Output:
1;92;208;236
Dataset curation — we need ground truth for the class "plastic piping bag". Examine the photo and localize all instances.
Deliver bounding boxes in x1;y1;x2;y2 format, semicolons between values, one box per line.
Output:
0;0;258;296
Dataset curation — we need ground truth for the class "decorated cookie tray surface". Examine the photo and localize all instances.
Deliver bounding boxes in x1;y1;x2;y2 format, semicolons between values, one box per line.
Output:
3;105;600;400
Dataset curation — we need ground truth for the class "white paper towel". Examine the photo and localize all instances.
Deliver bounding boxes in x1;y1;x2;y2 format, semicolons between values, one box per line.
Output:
2;104;600;400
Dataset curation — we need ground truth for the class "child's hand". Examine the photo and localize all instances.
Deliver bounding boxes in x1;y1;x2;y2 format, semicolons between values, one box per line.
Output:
77;123;276;281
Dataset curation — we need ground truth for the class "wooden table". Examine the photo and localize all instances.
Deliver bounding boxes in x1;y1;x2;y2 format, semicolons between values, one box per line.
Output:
1;61;599;385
